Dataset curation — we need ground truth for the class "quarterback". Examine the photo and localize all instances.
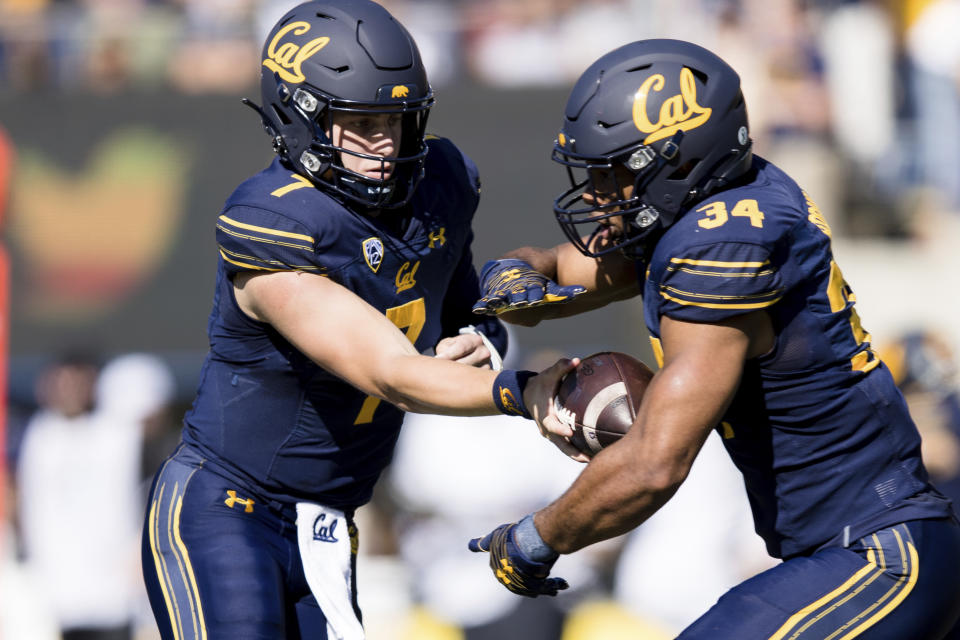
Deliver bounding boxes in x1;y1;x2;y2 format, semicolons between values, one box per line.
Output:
470;40;960;638
140;2;577;639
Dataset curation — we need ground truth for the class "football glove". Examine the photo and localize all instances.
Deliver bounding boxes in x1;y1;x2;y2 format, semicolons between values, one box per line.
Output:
468;521;568;598
472;259;586;315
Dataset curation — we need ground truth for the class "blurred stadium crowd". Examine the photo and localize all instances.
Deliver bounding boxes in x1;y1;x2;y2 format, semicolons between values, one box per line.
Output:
2;0;960;639
2;0;960;230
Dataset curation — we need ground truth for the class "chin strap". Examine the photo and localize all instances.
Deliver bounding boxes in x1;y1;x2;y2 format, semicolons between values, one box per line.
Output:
241;98;287;155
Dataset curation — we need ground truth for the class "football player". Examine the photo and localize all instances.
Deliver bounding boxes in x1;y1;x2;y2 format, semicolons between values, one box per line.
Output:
469;39;960;638
140;2;579;638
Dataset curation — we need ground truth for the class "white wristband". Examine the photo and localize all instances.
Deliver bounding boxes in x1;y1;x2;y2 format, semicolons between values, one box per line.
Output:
459;325;503;371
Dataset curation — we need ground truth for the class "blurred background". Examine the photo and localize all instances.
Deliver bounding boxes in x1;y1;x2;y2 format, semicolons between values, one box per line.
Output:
1;0;960;638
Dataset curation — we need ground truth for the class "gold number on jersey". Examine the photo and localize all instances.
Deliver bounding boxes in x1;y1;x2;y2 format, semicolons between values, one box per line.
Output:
696;199;765;229
353;298;426;425
696;201;728;229
270;174;313;198
731;199;764;227
826;260;878;373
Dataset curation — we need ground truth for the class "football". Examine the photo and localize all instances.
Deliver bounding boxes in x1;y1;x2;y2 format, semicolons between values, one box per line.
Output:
555;351;655;456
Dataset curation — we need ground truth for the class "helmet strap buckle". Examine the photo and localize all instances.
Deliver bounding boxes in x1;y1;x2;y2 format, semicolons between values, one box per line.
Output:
659;130;684;160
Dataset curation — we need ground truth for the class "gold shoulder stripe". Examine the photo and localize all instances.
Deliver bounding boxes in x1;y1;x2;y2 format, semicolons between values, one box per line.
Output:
662;285;783;302
219;214;315;243
219;249;283;271
670;257;770;268
660;291;782;310
217;223;314;252
668;266;776;278
218;246;322;271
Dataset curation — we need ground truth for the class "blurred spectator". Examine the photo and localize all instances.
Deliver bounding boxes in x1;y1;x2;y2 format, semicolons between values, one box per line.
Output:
166;0;259;93
386;411;582;640
881;330;960;509
95;352;178;493
14;352;175;640
462;0;568;87
554;0;650;80
819;2;896;179
385;0;462;87
904;0;960;211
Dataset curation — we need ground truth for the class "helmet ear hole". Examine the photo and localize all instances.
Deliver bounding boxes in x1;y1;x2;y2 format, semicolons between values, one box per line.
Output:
667;159;700;181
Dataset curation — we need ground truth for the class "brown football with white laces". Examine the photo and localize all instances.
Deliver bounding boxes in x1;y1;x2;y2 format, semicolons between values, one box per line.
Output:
555;351;655;457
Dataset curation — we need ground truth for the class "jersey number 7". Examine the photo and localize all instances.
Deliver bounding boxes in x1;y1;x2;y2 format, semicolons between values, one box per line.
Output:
353;298;426;425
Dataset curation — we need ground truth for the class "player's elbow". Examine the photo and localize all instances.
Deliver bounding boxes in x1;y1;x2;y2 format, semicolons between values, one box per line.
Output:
372;375;417;413
371;355;433;413
624;446;690;499
640;464;687;497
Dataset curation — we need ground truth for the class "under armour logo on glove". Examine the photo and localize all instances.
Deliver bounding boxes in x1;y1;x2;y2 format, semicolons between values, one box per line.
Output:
468;521;568;598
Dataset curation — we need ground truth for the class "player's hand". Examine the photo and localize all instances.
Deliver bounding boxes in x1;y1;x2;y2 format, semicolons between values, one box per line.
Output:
472;259;586;316
524;358;591;462
435;333;492;368
468;522;568;598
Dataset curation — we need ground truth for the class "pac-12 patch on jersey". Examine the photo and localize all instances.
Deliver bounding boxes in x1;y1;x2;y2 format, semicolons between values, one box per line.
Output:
363;237;384;273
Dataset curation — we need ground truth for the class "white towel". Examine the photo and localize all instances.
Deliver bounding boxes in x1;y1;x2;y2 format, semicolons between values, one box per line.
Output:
296;503;365;640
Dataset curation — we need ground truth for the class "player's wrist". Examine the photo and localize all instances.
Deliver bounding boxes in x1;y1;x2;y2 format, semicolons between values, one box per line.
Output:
492;369;536;419
514;514;559;563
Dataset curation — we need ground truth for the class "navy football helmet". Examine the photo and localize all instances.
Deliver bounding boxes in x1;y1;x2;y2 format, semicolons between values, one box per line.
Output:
552;39;753;257
245;0;434;209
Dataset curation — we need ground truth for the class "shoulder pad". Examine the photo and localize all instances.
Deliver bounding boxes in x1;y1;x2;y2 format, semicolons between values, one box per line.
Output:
216;204;324;276
652;238;782;323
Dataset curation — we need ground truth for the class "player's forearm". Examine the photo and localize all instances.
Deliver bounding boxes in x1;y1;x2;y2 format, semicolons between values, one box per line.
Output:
534;437;681;553
533;357;731;554
380;354;502;416
502;246;561;279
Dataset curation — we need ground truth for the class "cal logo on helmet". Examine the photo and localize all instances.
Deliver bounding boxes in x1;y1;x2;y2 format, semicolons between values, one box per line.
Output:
632;66;712;145
262;22;330;84
391;85;410;98
363;237;384;273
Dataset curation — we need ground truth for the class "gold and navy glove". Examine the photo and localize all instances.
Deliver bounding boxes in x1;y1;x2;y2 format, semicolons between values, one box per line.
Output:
468;515;568;598
472;259;586;316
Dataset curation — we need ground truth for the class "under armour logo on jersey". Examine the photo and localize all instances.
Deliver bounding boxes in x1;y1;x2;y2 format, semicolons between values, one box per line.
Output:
262;22;330;84
224;490;255;513
395;260;419;294
632;66;712;144
312;513;339;543
428;228;446;248
363;237;384;273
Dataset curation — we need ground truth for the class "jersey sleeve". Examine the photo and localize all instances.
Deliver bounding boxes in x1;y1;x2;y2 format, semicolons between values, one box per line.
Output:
425;135;481;220
438;229;508;356
215;205;324;277
655;241;784;323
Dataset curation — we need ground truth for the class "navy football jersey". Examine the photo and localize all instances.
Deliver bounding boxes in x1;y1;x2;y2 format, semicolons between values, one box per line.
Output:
644;156;952;558
181;137;504;510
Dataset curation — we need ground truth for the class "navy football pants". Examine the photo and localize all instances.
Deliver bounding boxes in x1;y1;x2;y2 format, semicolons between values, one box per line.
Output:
141;445;359;640
679;517;960;639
